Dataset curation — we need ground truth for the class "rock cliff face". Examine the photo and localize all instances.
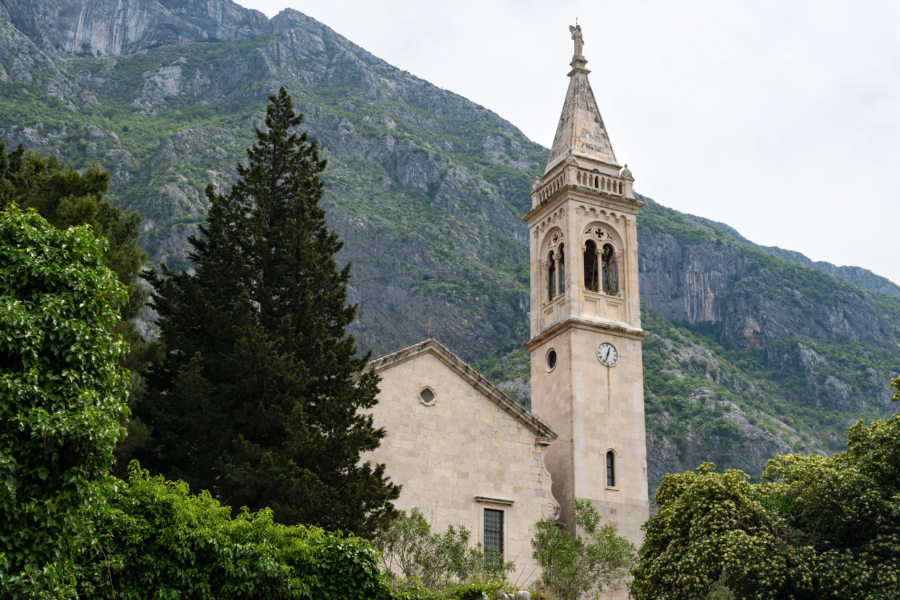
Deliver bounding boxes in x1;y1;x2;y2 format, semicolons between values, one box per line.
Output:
639;197;897;351
763;245;900;299
0;0;267;56
633;198;898;482
0;0;542;361
0;0;896;486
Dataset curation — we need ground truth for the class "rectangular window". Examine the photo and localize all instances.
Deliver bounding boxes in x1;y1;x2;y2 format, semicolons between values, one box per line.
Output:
483;508;504;567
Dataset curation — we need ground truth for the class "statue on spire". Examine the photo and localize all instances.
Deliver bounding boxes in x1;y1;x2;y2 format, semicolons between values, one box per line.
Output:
569;24;584;57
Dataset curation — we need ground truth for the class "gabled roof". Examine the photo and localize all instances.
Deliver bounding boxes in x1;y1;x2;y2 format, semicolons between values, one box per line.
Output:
544;38;619;175
369;338;557;442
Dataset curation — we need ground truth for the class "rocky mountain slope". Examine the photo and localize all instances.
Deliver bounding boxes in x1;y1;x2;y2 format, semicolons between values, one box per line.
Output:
1;0;897;486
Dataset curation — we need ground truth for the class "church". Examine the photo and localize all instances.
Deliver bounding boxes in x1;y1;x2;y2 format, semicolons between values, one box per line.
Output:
365;26;649;592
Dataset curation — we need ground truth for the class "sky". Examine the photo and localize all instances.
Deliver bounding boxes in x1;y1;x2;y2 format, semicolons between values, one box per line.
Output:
235;0;900;285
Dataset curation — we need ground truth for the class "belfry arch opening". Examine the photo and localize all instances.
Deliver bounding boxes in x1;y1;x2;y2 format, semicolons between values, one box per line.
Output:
584;240;599;292
584;239;620;295
547;244;566;301
602;243;618;295
547;250;556;301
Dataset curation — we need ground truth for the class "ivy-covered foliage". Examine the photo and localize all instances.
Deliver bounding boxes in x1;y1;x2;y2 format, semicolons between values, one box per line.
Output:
75;464;389;600
0;204;128;596
0;203;393;599
631;408;900;600
0;140;145;322
0;140;155;474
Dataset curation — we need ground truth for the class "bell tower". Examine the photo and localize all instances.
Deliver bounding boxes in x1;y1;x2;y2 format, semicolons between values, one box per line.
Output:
525;24;649;553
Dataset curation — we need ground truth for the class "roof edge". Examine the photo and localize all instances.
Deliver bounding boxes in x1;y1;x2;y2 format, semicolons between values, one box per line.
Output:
369;338;557;441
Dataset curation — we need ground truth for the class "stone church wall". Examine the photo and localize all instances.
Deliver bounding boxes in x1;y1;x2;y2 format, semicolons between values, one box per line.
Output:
366;344;559;585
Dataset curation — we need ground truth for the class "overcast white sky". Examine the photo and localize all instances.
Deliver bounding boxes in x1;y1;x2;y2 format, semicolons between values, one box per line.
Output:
236;0;900;285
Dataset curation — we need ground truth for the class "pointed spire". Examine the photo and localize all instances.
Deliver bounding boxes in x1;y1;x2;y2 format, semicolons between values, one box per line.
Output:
544;25;618;175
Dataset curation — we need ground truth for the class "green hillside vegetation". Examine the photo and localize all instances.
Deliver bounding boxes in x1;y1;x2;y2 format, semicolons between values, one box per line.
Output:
0;2;897;487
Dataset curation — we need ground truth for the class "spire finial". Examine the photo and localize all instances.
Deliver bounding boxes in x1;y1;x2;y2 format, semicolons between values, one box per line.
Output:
544;22;618;174
569;23;584;58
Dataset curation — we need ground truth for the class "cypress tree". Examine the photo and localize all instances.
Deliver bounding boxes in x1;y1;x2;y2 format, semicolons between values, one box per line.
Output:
138;88;399;536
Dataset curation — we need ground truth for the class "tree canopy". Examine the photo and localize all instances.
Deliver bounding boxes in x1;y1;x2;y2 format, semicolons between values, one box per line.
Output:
0;204;129;595
0;141;145;323
531;499;636;600
136;88;399;537
631;399;900;600
0;140;154;471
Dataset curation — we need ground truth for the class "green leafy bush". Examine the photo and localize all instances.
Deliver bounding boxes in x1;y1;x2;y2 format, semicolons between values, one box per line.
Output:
375;508;513;594
530;500;636;600
390;579;511;600
631;411;900;600
0;204;129;597
76;464;389;599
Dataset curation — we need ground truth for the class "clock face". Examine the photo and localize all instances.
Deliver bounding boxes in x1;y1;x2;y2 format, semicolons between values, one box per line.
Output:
597;342;618;367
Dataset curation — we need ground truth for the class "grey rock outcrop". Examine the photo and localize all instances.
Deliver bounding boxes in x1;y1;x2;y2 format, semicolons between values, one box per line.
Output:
638;195;897;352
0;0;267;56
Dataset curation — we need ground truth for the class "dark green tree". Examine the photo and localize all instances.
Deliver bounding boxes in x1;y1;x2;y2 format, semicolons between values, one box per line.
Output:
0;141;154;470
0;204;129;596
137;88;399;536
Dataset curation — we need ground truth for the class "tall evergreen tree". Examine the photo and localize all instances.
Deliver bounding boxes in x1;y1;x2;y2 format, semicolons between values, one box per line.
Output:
138;88;399;536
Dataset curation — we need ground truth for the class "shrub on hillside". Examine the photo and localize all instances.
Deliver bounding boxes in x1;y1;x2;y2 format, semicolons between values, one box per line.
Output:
530;500;636;600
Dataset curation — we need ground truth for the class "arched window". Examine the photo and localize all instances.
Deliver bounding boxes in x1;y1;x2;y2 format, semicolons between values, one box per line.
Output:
594;176;599;188
606;451;616;487
557;244;566;294
547;250;556;301
601;244;618;295
584;240;599;292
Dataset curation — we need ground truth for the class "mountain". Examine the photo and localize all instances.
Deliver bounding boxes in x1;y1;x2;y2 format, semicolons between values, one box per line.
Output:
1;0;897;488
0;0;542;360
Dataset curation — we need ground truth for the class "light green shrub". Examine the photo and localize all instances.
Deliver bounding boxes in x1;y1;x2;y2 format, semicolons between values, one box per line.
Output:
76;463;389;599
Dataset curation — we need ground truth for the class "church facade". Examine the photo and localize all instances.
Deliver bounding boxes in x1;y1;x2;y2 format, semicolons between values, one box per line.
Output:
366;25;649;592
368;339;559;583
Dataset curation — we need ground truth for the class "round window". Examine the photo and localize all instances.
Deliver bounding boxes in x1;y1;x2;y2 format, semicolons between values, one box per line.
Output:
419;388;435;405
546;349;557;371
